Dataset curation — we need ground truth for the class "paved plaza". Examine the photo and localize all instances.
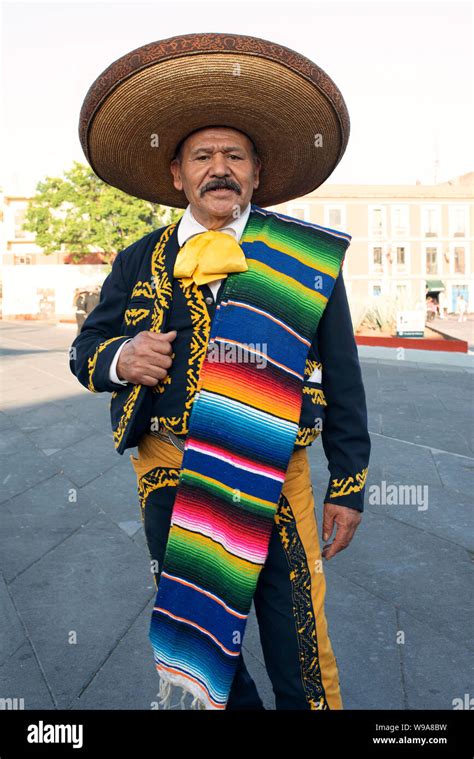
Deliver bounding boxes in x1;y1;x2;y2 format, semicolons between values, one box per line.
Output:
0;320;473;710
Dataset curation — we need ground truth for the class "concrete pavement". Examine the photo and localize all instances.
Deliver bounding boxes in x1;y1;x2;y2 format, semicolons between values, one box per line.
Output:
0;320;472;710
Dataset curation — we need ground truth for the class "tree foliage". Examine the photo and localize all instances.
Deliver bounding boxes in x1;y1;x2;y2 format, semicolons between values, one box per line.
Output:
24;162;182;263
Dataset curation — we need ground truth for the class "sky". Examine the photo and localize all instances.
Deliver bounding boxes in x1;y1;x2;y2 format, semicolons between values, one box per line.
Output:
1;0;473;196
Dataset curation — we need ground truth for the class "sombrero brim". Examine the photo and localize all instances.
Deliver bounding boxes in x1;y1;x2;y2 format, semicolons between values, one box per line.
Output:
79;32;350;208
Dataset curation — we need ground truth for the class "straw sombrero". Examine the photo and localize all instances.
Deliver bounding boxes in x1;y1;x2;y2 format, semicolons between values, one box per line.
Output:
79;32;350;208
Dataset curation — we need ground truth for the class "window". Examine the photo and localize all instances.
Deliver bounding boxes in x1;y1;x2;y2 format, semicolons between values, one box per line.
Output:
422;206;440;237
369;206;385;237
324;205;346;231
14;208;27;239
370;244;385;274
329;208;341;228
372;284;382;296
396;247;406;266
289;204;309;221
449;206;467;238
426;247;438;274
454;247;465;274
391;205;409;237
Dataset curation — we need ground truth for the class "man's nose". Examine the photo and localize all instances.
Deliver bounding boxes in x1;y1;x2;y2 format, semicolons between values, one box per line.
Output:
209;153;230;175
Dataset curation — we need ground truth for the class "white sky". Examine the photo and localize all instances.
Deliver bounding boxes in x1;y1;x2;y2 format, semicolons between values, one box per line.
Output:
1;0;473;196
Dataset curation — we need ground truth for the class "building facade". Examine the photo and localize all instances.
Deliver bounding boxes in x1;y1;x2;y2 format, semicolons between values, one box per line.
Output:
1;173;472;317
275;172;473;313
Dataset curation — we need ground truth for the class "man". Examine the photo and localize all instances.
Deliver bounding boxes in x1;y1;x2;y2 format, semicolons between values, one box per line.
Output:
438;290;447;320
73;286;101;336
73;289;88;335
456;294;467;323
70;32;370;710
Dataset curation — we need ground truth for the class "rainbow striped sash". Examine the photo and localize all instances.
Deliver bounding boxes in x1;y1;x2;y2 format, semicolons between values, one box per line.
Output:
149;207;350;709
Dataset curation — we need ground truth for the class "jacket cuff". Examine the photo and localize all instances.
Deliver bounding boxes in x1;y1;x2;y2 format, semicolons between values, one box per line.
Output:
324;466;369;512
87;336;132;393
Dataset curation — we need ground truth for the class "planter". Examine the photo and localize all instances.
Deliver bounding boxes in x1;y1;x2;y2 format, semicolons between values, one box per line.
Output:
355;328;468;353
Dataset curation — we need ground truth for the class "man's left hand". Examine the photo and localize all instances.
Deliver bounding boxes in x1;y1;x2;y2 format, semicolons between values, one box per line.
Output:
321;502;362;560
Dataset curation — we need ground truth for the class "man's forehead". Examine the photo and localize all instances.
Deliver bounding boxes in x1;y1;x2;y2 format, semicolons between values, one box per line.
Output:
190;143;246;154
184;128;252;149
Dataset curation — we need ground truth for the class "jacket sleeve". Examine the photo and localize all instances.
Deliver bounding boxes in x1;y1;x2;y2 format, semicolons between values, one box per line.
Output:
68;249;132;394
317;270;371;512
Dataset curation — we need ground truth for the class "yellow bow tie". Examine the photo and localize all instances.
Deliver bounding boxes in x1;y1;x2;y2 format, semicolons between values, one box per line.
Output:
173;230;248;288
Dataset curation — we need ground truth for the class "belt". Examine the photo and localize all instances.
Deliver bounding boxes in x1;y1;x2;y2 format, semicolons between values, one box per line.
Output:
149;425;186;453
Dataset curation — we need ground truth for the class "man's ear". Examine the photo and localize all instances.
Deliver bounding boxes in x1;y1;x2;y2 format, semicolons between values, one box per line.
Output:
253;159;262;190
170;159;183;191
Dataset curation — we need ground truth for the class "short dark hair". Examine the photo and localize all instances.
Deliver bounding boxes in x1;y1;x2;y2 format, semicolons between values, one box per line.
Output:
172;126;260;166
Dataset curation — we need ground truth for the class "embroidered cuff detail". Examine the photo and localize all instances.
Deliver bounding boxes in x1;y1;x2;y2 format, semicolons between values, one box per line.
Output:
328;466;369;498
87;336;130;392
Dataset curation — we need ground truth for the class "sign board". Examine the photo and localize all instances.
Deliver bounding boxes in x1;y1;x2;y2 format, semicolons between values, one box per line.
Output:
396;310;425;338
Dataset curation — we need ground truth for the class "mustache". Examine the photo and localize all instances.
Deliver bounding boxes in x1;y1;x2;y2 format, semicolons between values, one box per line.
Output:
201;178;241;196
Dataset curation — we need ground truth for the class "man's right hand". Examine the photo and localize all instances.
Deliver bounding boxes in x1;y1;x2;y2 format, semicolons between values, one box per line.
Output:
116;330;177;386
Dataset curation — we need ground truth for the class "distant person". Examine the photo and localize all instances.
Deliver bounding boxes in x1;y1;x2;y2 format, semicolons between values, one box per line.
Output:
74;286;101;336
73;289;88;336
456;294;467;323
438;291;447;320
85;286;101;315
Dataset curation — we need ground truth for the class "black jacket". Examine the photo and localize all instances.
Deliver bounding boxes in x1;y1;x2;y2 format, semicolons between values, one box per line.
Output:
69;207;370;511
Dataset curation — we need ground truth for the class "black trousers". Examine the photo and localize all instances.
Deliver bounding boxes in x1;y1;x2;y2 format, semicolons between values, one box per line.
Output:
135;454;343;710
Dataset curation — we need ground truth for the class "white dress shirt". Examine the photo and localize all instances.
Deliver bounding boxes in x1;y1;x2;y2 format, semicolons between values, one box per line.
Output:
109;202;252;385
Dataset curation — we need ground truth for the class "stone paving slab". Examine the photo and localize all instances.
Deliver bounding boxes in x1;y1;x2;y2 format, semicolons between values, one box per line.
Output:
322;509;472;651
398;610;474;711
47;431;120;489
0;446;61;504
323;566;404;710
0;473;99;583
8;514;153;709
0;640;55;710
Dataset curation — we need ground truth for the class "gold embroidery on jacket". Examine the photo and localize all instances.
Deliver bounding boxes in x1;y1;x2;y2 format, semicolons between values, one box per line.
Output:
131;281;155;299
303;386;327;406
150;280;211;434
304;358;322;378
295;426;322;447
150;228;174;333
87;336;127;393
112;384;142;449
124;308;150;326
329;467;368;498
112;224;176;450
152;374;172;396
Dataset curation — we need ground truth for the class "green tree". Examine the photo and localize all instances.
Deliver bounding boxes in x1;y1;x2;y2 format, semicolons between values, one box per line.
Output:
24;161;182;264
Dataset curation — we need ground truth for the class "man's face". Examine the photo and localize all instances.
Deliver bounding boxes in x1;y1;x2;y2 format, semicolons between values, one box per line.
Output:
170;127;261;225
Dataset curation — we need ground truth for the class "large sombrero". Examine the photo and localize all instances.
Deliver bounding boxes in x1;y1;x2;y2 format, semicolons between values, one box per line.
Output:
79;32;350;209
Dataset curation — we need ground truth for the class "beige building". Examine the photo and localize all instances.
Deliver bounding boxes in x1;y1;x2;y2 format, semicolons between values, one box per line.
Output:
0;192;65;265
0;192;105;265
1;173;473;316
276;172;473;313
